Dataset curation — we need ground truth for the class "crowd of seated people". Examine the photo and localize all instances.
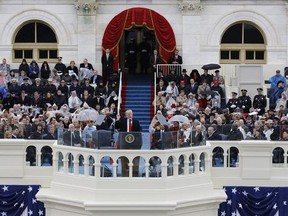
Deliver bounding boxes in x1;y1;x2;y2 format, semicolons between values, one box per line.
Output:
0;56;288;149
153;67;288;148
0;57;120;143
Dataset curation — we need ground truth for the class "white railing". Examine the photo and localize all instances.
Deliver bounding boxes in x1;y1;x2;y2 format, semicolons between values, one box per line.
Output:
117;70;123;114
210;140;288;188
0;139;54;187
2;139;288;186
53;144;211;179
154;71;157;114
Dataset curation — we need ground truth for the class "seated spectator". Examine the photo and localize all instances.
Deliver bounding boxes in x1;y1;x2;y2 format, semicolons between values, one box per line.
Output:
227;122;243;140
166;81;179;97
61;70;72;85
40;61;51;84
28;60;40;82
207;124;222;140
66;60;79;76
197;81;211;109
176;90;187;107
18;59;30;76
178;80;187;94
44;78;57;95
17;90;31;106
156;79;167;95
20;77;32;95
29;124;43;139
92;92;105;110
43;92;55;109
42;125;57;140
54;90;67;108
90;69;103;87
70;78;82;97
190;69;201;85
106;91;118;108
95;81;107;97
81;78;94;96
68;91;82;112
63;123;82;147
191;124;204;146
186;78;198;96
178;122;192;147
80;89;93;108
82;120;96;144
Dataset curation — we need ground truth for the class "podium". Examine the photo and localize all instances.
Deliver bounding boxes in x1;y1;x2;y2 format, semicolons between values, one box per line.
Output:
118;132;142;177
118;132;142;149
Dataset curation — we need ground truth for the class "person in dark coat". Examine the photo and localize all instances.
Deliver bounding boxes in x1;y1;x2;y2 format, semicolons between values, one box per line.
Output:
29;124;44;140
90;69;103;86
81;78;94;96
42;125;57;140
63;124;82;147
17;90;31;106
115;109;142;177
92;93;105;110
69;78;82;97
150;49;162;73
253;88;267;115
200;69;213;86
80;58;94;71
168;49;183;75
207;125;222;140
54;57;66;74
226;92;239;113
190;69;201;85
101;48;114;85
227;123;243;140
53;89;67;108
20;77;32;96
237;89;252;114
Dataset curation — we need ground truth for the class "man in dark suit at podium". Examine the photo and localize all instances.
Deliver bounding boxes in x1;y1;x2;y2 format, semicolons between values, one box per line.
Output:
115;109;142;177
115;109;142;132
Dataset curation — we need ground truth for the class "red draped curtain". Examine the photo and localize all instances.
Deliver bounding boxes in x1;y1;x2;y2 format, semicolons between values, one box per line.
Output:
102;7;176;71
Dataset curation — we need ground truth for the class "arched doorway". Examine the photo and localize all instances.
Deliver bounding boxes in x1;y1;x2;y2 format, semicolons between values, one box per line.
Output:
119;26;156;74
102;7;176;74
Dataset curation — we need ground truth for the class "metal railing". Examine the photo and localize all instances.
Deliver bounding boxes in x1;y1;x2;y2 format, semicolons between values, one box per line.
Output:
117;70;123;114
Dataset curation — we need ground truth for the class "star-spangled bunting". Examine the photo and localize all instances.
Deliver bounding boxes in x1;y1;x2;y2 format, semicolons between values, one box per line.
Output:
0;185;45;216
219;186;288;216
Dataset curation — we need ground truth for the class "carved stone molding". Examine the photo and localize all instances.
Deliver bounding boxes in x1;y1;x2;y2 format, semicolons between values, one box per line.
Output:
178;0;204;16
75;0;98;15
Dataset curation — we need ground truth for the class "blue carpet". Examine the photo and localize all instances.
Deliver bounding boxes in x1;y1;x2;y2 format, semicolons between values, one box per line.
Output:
124;75;153;132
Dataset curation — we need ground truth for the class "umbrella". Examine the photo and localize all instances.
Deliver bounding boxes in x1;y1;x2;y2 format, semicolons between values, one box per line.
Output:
76;108;99;121
202;63;221;70
168;115;190;124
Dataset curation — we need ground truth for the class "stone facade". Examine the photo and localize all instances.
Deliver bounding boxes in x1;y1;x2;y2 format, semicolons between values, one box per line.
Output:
0;0;287;82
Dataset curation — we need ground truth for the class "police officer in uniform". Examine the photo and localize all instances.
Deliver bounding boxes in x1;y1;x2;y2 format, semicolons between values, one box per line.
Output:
253;88;267;115
226;92;239;113
237;89;252;114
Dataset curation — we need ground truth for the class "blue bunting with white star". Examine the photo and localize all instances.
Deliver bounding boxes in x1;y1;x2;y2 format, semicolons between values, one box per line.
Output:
219;186;288;216
0;185;45;216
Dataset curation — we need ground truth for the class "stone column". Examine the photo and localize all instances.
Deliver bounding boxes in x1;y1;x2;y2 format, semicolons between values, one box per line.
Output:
75;0;98;64
178;0;204;65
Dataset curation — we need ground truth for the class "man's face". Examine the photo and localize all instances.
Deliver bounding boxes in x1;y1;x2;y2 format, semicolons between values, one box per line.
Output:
126;111;133;119
2;59;6;64
207;127;214;136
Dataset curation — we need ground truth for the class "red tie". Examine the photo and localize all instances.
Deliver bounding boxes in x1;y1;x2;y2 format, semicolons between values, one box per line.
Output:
129;119;132;132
